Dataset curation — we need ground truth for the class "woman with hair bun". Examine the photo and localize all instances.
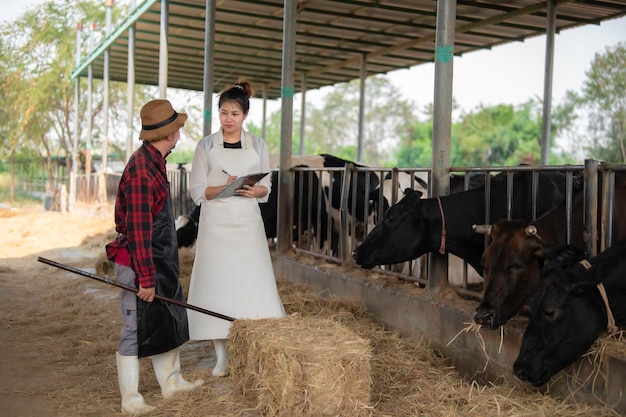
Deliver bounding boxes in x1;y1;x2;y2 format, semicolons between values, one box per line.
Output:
187;79;285;377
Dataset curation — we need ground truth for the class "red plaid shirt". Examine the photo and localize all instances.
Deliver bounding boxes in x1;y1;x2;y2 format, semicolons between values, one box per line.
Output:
106;142;169;288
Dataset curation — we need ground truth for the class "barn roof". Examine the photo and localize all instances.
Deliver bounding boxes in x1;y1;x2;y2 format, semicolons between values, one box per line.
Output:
72;0;626;99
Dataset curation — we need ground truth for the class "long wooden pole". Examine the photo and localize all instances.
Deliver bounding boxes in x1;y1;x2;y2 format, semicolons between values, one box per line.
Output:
37;256;235;322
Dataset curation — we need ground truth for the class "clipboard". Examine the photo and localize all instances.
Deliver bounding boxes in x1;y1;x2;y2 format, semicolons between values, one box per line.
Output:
214;172;269;199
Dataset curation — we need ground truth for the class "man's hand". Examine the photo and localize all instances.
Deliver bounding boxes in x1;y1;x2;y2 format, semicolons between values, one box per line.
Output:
137;285;155;302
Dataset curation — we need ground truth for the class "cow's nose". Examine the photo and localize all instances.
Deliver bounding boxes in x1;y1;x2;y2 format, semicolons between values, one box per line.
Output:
513;364;528;381
473;309;495;328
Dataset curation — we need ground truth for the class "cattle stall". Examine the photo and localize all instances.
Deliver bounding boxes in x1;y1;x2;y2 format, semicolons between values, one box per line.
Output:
170;159;624;302
167;158;626;410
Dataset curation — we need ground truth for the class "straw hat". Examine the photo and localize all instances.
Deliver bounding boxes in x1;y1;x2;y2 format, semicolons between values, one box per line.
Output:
139;99;188;141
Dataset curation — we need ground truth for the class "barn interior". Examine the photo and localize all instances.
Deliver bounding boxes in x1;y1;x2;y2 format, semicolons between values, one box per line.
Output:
70;0;626;413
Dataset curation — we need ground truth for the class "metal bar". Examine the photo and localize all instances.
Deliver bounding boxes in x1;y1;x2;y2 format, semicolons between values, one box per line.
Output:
37;256;235;322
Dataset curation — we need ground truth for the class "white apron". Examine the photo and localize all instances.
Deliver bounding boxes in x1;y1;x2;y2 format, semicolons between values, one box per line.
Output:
187;141;285;340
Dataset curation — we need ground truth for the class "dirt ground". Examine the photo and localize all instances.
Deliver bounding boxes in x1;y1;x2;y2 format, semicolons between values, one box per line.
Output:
0;203;622;417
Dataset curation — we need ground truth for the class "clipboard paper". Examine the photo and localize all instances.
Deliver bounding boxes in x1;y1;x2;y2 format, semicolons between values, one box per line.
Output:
214;172;269;199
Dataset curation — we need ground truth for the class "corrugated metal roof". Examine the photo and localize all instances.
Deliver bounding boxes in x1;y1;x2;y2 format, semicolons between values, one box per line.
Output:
72;0;626;99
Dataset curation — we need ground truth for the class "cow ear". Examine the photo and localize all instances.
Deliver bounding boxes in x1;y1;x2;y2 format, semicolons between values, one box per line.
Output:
405;188;422;200
544;244;584;268
567;279;593;295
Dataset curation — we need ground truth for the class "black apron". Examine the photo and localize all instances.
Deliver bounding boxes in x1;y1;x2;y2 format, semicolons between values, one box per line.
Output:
136;193;189;358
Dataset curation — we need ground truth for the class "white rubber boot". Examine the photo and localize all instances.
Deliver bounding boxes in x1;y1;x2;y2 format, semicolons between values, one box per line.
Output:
151;349;204;398
212;339;229;377
116;352;156;415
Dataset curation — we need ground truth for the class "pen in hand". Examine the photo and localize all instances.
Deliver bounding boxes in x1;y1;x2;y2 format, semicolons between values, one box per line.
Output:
221;169;231;176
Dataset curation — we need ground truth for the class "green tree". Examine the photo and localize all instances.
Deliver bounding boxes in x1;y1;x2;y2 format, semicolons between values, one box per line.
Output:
395;119;433;167
303;75;415;164
580;42;626;163
246;109;302;158
0;0;152;208
395;99;565;167
455;100;544;166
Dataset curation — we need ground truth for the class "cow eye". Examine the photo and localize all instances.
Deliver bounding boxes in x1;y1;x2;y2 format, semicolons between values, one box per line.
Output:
507;263;523;275
543;308;557;322
384;215;394;223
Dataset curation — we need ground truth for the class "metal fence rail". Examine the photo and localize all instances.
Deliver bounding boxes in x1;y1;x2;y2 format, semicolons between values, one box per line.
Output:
7;158;624;303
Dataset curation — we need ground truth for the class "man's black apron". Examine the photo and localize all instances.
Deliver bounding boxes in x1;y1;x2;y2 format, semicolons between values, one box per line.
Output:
136;193;189;358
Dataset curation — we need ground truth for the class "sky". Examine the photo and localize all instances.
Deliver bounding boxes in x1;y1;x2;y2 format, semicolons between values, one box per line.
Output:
3;0;626;128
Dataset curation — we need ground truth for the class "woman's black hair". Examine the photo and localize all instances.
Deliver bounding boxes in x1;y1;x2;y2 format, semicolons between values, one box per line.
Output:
217;79;254;114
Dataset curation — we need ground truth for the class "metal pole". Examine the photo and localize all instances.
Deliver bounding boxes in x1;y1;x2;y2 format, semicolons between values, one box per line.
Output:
277;0;297;253
86;23;95;203
37;256;235;322
429;0;456;294
100;0;113;204
70;22;83;213
584;159;598;258
540;0;556;165
299;75;307;155
262;84;267;140
158;0;169;98
202;0;215;137
126;0;136;161
357;54;366;162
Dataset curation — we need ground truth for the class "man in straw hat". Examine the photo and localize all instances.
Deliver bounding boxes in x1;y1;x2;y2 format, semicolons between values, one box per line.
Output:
106;99;203;414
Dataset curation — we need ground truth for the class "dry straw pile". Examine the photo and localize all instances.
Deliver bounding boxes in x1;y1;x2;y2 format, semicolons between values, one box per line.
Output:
228;316;372;417
3;208;624;417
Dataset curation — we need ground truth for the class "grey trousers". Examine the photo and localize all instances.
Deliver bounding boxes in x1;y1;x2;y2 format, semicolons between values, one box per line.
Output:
115;263;138;356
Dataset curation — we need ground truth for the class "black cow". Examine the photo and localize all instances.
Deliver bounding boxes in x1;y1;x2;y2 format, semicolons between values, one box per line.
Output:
450;172;487;194
260;167;335;252
266;154;380;253
352;170;569;276
315;153;380;242
175;204;201;248
371;171;485;221
175;168;333;252
513;240;626;386
474;171;626;329
371;171;429;223
177;154;373;253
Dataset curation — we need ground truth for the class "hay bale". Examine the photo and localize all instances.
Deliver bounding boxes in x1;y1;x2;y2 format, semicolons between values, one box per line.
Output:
228;316;372;417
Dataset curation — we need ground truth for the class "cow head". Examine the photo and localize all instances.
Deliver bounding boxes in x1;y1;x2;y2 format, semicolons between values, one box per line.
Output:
473;220;548;329
513;246;603;386
352;188;428;269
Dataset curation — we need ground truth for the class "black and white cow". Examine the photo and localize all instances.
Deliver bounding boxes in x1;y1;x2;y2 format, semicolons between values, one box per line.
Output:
513;240;626;386
352;170;569;277
175;167;333;252
272;154;380;253
175;204;201;248
368;170;485;285
176;154;377;254
260;167;335;252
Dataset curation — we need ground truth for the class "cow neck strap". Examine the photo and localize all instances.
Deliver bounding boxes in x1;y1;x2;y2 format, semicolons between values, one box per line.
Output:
436;197;446;254
579;259;618;333
597;283;618;333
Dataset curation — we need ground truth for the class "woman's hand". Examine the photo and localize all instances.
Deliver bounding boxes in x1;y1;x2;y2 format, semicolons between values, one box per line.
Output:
237;184;265;198
225;175;237;185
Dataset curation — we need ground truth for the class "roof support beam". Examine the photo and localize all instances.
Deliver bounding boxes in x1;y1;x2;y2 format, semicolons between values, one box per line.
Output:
429;0;456;295
158;0;169;98
126;1;136;162
277;0;297;253
203;0;216;137
541;0;556;165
